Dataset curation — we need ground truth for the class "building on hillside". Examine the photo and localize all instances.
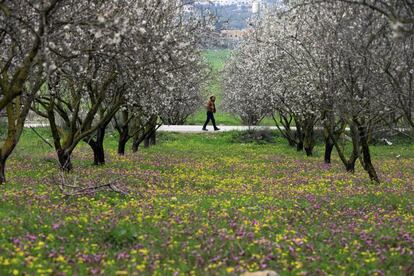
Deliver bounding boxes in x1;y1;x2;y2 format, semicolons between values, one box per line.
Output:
221;28;253;39
219;28;253;47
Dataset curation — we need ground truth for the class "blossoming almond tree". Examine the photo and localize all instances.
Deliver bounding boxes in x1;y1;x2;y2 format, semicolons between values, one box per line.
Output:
222;39;275;126
223;13;321;155
0;0;72;183
31;0;132;170
112;1;207;155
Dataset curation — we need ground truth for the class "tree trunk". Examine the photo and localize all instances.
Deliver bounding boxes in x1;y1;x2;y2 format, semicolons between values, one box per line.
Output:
303;116;315;157
287;138;296;147
149;130;156;146
303;132;314;156
327;123;358;173
285;127;297;147
296;141;304;152
132;135;143;153
295;120;304;152
346;157;357;173
304;147;313;157
117;124;130;156
95;126;106;164
361;142;380;183
132;131;146;153
144;136;150;148
324;138;334;164
86;124;107;165
345;122;362;174
0;158;6;184
118;136;128;155
274;119;296;147
89;141;105;165
132;140;140;153
57;151;73;171
359;126;380;183
93;144;105;165
0;96;32;184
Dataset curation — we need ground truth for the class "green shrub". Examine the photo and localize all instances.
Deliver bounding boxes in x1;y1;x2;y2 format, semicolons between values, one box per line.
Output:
232;129;277;144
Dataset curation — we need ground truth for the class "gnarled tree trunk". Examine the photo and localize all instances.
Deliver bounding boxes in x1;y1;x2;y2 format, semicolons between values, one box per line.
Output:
0;93;35;184
360;142;379;183
324;137;335;164
132;131;145;153
57;150;73;171
85;114;111;166
323;116;347;164
118;125;131;155
357;123;380;183
115;111;132;156
89;140;105;165
86;124;107;165
346;153;358;173
326;120;359;173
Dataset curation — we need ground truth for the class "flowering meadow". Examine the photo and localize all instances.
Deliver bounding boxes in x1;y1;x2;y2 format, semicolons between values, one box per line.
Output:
0;130;413;275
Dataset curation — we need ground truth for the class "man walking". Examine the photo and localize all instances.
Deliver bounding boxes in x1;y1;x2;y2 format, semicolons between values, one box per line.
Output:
202;95;220;131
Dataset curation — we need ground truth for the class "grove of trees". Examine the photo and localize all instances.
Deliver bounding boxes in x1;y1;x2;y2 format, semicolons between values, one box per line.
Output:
0;0;208;183
222;0;414;183
1;0;413;185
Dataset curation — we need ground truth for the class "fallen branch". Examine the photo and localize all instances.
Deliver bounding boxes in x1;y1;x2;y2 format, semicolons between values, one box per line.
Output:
65;178;128;197
52;173;132;200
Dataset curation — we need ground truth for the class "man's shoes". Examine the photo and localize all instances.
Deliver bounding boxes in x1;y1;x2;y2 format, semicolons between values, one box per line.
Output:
214;128;220;131
202;128;208;131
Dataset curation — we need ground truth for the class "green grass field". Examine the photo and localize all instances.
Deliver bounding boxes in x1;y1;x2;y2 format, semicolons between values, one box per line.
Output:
186;50;278;127
0;129;413;275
